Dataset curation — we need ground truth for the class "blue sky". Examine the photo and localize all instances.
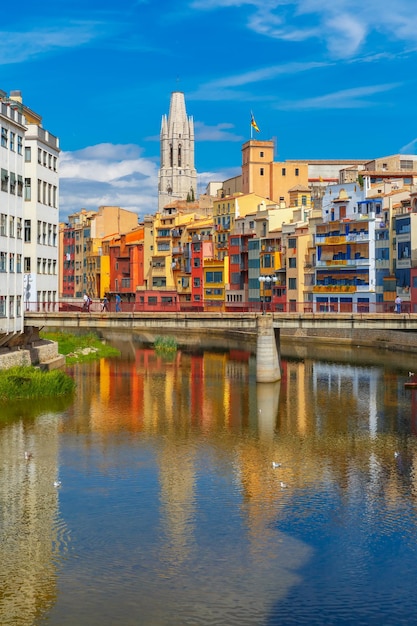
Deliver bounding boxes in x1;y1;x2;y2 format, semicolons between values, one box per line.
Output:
2;0;417;220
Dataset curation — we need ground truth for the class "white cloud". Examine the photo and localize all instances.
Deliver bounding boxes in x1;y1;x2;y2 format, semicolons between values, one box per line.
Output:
59;143;159;222
277;82;402;110
194;122;244;141
190;61;330;101
0;21;117;65
400;138;417;154
59;143;240;222
190;0;417;59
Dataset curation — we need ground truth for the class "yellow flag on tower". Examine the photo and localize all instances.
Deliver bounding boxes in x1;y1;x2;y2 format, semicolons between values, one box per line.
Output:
250;111;260;133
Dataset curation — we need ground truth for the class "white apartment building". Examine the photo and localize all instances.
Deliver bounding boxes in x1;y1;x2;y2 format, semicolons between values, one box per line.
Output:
0;91;25;336
0;89;59;344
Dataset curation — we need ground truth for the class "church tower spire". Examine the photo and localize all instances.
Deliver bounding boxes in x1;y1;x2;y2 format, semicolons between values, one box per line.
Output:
158;91;197;210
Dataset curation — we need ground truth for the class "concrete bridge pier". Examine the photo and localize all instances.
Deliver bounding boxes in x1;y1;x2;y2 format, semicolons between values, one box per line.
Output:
256;314;281;383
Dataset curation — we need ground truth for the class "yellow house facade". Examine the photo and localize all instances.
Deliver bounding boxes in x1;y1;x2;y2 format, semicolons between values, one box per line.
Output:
241;140;309;207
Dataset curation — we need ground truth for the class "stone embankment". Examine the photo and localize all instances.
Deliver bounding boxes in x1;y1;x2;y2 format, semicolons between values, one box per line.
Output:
0;339;65;371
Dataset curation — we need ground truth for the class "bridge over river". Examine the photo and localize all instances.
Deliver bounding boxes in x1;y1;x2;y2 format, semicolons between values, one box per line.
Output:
24;311;417;382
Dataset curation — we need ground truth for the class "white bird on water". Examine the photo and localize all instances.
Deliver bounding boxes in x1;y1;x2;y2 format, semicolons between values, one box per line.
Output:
280;482;288;489
54;480;62;488
394;451;400;459
24;451;32;460
272;462;282;469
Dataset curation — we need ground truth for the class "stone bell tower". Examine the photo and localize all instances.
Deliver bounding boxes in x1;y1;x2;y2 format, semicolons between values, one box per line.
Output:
158;91;197;211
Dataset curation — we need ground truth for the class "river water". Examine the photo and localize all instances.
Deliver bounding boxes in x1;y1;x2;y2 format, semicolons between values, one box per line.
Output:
1;340;417;626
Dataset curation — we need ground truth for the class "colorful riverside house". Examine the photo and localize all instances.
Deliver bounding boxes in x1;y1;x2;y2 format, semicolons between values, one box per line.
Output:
213;192;271;262
61;209;97;300
61;222;75;299
410;189;417;312
244;201;294;311
227;225;254;310
313;182;368;312
173;214;214;310
394;203;417;313
313;215;381;313
203;256;229;311
187;218;214;311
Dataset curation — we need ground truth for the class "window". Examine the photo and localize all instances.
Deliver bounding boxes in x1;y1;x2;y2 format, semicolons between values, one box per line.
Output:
37;221;42;244
193;277;201;287
17;175;23;197
25;178;31;201
10;172;16;194
38;148;42;164
0;214;6;237
288;277;297;289
206;271;223;283
288;237;297;248
16;218;22;239
289;258;296;268
9;296;14;318
1;127;7;148
9;253;14;273
16;254;21;273
9;216;14;237
25;146;31;162
295;168;299;176
260;167;264;176
260;151;264;157
24;257;31;272
17;136;22;155
0;252;6;272
1;169;8;192
10;132;15;151
0;295;5;316
400;160;413;170
282;168;286;176
24;220;31;242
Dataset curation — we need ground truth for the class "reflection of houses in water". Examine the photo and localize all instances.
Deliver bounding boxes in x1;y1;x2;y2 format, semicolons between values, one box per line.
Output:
312;362;379;436
0;416;62;623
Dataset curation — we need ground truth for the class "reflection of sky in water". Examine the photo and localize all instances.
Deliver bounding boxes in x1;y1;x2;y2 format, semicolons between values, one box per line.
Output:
2;347;417;625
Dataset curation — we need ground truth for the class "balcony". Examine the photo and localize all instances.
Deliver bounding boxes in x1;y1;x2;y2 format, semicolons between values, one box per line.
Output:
313;284;370;293
316;258;369;267
346;232;369;242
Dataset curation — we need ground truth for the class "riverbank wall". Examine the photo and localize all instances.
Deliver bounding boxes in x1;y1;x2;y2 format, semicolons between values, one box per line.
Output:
280;327;417;354
0;337;65;371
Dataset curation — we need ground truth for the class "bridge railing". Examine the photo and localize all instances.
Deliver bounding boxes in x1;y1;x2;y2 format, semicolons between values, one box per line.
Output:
24;299;411;315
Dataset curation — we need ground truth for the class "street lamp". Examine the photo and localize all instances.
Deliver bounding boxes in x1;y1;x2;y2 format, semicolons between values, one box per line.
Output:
258;275;277;314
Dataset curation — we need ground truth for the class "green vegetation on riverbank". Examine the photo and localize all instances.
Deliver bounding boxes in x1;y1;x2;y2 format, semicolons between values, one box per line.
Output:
0;366;75;401
154;336;178;355
40;331;121;364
